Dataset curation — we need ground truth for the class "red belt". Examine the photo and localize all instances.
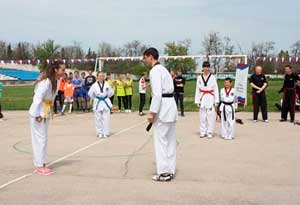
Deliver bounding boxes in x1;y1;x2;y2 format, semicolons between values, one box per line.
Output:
200;89;214;100
200;89;214;96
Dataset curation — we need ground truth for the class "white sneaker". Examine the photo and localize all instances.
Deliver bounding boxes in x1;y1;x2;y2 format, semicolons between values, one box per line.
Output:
103;135;108;138
200;134;206;138
264;120;269;123
253;120;257;123
129;110;132;113
98;134;103;138
207;133;213;139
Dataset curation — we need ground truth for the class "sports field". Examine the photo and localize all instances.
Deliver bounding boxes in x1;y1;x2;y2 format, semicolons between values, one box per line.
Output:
1;79;283;112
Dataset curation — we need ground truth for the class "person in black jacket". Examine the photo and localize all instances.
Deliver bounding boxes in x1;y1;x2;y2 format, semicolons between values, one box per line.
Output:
279;65;300;122
174;69;185;117
85;70;97;111
249;65;268;122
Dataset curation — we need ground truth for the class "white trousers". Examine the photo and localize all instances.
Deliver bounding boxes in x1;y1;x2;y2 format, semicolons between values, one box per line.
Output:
30;117;49;167
153;120;176;175
199;107;216;135
94;110;111;136
221;110;235;139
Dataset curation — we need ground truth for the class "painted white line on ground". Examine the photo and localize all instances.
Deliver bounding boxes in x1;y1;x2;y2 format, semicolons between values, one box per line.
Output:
0;120;146;190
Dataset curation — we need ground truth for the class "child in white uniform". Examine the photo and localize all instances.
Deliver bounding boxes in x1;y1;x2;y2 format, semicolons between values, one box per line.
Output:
219;78;237;140
195;61;219;138
29;61;65;175
88;72;114;138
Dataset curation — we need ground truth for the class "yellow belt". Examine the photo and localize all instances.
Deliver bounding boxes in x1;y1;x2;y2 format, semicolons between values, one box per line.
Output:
42;99;54;119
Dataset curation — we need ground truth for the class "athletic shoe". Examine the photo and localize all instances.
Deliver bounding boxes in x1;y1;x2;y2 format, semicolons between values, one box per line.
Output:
200;134;206;138
129;110;132;113
152;173;172;182
207;134;213;139
264;120;269;123
34;168;54;176
103;135;108;138
97;134;103;138
43;167;55;174
253;120;257;123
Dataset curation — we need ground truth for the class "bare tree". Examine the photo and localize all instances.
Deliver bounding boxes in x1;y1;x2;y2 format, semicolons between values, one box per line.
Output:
123;40;147;56
202;32;235;73
98;42;119;57
251;41;275;57
291;40;300;57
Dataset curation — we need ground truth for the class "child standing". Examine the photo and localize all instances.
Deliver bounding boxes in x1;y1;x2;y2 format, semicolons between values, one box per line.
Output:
138;72;148;116
116;74;127;112
61;77;75;114
29;61;65;175
219;78;237;140
125;73;133;113
194;61;219;138
88;72;114;138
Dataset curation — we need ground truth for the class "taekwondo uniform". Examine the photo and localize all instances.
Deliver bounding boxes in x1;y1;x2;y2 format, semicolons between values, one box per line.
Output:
150;63;178;175
29;78;56;167
194;74;219;138
219;87;237;140
88;81;114;138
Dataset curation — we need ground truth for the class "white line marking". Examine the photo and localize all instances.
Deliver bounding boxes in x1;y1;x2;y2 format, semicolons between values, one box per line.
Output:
0;120;146;190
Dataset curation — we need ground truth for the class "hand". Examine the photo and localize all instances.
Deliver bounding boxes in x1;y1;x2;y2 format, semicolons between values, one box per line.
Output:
147;113;155;123
35;116;43;123
256;89;261;94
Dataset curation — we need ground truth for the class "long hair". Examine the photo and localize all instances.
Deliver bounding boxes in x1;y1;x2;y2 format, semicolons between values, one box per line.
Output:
41;60;65;93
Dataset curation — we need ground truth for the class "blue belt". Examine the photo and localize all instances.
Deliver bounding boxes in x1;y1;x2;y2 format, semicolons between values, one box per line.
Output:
95;96;111;110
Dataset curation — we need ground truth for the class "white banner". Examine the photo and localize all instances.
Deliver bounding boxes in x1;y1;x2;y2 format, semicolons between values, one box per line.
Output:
234;64;249;106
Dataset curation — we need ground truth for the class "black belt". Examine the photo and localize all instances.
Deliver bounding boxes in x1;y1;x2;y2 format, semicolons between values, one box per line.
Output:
221;101;234;121
162;93;174;98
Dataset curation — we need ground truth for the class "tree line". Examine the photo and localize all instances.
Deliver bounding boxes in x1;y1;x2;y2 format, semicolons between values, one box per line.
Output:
0;31;300;75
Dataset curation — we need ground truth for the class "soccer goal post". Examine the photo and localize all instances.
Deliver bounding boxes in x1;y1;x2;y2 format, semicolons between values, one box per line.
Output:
94;54;249;106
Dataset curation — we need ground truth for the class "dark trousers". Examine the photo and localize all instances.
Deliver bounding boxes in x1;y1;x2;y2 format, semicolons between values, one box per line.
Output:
54;91;64;113
174;92;184;116
118;96;128;110
0;103;3;118
139;93;146;113
125;95;132;110
252;92;268;120
281;90;296;121
110;95;114;105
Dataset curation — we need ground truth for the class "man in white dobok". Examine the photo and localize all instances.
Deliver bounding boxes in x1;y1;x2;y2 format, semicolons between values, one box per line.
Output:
195;61;219;138
144;47;178;182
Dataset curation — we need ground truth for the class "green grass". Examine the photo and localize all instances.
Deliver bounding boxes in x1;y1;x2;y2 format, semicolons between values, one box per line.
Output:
1;80;283;111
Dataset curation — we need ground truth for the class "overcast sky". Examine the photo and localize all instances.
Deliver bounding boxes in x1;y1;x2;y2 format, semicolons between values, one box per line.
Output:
0;0;299;55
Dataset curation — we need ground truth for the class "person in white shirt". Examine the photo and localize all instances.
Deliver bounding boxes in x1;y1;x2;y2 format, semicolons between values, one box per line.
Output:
138;72;148;116
29;61;66;176
144;47;178;182
219;78;237;140
88;72;114;138
195;61;219;138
